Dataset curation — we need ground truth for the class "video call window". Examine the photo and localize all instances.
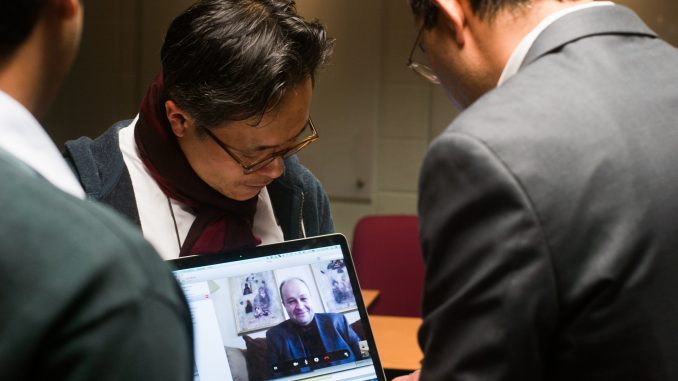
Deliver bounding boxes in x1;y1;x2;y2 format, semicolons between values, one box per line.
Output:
206;259;375;381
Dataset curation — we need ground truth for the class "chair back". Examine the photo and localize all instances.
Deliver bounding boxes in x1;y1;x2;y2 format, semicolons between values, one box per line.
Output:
351;215;424;317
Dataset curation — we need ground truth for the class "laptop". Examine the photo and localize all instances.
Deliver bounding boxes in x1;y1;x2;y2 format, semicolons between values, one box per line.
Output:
169;233;387;381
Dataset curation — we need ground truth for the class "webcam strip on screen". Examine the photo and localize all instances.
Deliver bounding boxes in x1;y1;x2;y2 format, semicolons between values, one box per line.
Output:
174;245;344;285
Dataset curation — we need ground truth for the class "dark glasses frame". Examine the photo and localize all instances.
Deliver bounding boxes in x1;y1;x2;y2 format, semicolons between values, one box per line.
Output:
201;118;319;174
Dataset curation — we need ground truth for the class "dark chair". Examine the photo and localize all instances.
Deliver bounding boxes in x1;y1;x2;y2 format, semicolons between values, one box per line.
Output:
351;215;424;317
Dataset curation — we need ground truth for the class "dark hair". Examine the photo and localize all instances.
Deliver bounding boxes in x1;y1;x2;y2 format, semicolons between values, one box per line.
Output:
410;0;532;25
409;0;440;28
161;0;334;128
0;0;45;58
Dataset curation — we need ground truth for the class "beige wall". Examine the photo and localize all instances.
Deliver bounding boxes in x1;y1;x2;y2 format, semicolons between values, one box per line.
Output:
319;1;458;241
295;0;381;202
45;1;678;243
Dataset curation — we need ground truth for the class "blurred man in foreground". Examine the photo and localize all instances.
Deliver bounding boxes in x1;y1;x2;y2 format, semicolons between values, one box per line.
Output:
0;1;193;378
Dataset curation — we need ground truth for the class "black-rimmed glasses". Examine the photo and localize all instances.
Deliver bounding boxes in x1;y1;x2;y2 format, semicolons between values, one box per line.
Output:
407;25;441;85
202;118;319;174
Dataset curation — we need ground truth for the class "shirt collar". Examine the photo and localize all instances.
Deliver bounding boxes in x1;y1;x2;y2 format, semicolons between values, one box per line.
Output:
497;1;615;86
0;90;85;198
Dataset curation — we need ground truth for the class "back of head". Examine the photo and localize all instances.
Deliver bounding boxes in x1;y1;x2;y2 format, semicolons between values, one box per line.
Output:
161;0;334;128
0;0;44;59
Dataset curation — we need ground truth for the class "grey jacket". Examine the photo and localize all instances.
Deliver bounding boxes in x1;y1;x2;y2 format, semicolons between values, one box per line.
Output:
63;120;334;240
418;5;678;380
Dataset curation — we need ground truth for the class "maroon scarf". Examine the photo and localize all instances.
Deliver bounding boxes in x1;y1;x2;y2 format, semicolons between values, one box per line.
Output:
135;74;260;257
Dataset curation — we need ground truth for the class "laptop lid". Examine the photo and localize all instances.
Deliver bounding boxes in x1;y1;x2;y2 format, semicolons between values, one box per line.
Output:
169;233;387;381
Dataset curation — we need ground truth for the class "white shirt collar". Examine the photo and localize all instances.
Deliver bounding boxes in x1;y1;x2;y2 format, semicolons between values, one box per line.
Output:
0;90;85;198
498;1;615;85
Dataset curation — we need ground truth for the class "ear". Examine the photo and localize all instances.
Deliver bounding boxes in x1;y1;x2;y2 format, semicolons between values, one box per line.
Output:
433;0;466;46
62;0;80;17
165;100;192;138
47;0;80;18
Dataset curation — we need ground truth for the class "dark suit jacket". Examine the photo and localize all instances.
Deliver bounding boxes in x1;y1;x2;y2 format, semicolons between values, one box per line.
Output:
0;148;194;379
418;5;678;380
266;313;362;377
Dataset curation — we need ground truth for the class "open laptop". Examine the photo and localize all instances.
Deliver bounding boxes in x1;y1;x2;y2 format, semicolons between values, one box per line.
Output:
169;233;387;381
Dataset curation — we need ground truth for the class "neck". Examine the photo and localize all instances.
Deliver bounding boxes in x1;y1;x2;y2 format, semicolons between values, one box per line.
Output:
471;0;596;78
0;55;41;119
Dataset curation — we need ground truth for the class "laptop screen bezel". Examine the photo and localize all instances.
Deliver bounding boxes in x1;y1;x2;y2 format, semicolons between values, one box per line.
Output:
168;233;387;381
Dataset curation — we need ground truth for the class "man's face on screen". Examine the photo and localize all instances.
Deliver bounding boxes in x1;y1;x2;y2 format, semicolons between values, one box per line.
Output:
281;279;315;326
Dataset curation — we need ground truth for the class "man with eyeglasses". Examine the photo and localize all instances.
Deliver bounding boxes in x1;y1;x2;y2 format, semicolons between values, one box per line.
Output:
64;0;335;259
397;0;678;380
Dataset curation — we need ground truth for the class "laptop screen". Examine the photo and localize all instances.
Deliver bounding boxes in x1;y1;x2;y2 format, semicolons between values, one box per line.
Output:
170;234;386;381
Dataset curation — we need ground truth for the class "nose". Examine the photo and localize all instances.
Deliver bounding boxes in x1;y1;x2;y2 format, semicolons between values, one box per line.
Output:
256;156;285;179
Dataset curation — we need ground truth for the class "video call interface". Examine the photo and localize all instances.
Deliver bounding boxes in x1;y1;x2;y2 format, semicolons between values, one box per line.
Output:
174;244;381;381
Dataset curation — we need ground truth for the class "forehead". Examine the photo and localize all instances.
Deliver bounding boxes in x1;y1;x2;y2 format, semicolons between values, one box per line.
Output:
283;279;310;297
210;78;312;148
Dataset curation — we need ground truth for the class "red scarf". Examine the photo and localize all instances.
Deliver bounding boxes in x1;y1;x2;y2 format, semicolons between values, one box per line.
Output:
135;74;260;257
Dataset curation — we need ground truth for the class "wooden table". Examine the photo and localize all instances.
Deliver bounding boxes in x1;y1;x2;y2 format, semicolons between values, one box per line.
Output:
368;315;423;371
361;288;380;308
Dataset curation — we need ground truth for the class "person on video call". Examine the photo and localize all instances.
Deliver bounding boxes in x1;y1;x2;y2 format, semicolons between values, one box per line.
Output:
63;0;335;260
394;0;678;380
0;0;192;378
266;278;362;377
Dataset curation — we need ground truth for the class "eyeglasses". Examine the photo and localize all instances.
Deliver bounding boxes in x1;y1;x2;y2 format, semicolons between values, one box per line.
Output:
201;118;319;174
407;25;441;85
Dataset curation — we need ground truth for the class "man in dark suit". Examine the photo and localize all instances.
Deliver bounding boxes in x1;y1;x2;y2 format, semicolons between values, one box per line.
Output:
266;278;362;378
0;1;193;378
397;0;678;380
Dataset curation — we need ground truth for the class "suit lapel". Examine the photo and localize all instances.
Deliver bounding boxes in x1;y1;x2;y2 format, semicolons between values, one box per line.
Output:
521;5;657;69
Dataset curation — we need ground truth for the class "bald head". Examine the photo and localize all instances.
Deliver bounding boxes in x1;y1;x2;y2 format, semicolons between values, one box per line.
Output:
280;278;315;326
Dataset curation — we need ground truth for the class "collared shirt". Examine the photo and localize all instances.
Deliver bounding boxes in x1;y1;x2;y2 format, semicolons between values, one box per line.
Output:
498;1;615;86
0;90;85;198
118;117;284;260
